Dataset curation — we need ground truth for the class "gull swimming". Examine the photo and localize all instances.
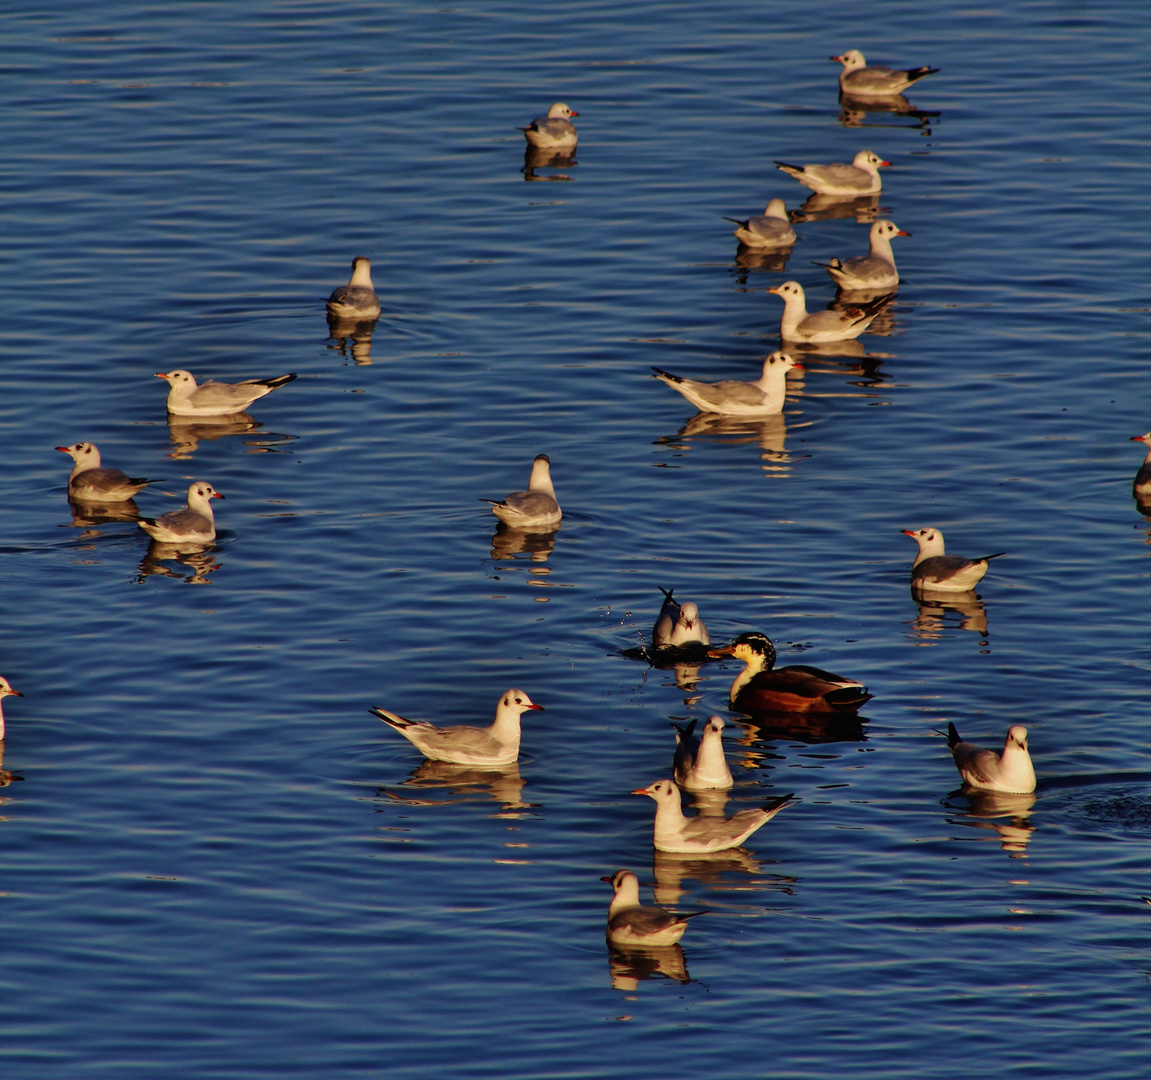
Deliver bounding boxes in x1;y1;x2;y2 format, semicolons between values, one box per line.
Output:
326;256;381;320
724;198;796;249
652;351;799;415
672;716;734;791
775;150;890;196
156;370;298;417
601;869;706;947
903;527;1005;592
815;219;909;291
633;778;794;853
482;455;561;529
369;688;543;767
709;631;871;714
652;587;711;651
767;281;890;343
0;676;23;742
519;103;578;150
945;722;1035;793
1130;431;1151;499
56;442;151;502
832;50;939;98
138;481;223;544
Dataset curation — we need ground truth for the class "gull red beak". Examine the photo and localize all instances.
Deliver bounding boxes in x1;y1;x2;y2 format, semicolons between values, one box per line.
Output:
211;491;225;500
766;285;782;295
631;785;654;796
568;110;579;117
1132;435;1150;442
829;55;842;62
526;703;545;712
897;229;911;237
54;446;69;452
878;160;892;168
901;529;916;537
154;372;169;379
600;874;614;882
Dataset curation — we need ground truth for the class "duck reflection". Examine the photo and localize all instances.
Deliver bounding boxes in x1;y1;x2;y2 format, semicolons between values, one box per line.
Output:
838;94;939;133
607;943;690;989
377;760;535;813
911;585;990;639
790;192;883;224
736;711;869;745
136;540;221;585
327;315;378;365
656;412;806;476
490;523;558;562
944;789;1037;856
522;146;577;181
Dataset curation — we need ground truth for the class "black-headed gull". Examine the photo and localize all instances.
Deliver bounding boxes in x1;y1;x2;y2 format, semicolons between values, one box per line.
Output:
815;219;909;291
775;150;889;196
482;455;561;529
652;351;799;415
156;370;297;417
519;103;578;150
708;631;871;714
601;869;706;947
767;281;891;343
138;482;223;544
55;442;151;502
326;256;381;320
724;198;796;249
652;587;711;651
369;689;543;767
0;676;23;742
945;722;1035;793
632;778;794;853
1130;432;1151;499
672;716;734;791
831;50;939;98
902;527;1005;592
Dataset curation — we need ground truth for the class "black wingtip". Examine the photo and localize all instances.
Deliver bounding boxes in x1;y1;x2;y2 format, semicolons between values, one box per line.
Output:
947;722;961;748
762;792;797;813
658;585;675;601
981;552;1008;562
774;161;803;172
651;367;680;383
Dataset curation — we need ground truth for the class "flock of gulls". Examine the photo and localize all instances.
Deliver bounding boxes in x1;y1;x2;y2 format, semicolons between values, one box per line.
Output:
6;47;1148;966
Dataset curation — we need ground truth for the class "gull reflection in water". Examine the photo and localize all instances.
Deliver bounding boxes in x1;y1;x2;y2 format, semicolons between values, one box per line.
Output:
790;192;884;224
732;244;793;278
651;847;769;906
910;585;990;641
607;943;690;989
945;789;1037;856
165;413;257;460
522;146;577;182
657;412;809;477
490;523;559;562
327;315;379;365
136;540;221;585
65;496;142;528
0;742;25;790
838;93;939;134
377;760;535;814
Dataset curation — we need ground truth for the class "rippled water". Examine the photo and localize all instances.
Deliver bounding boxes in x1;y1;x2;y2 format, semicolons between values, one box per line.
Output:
2;1;1150;1076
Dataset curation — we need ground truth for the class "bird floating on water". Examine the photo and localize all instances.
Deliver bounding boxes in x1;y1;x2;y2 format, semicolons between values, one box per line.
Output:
156;370;297;417
1129;431;1151;499
944;722;1035;793
767;281;891;343
902;527;1005;592
519;103;578;150
672;716;734;791
815;219;909;291
831;50;939;98
138;481;223;545
775;150;889;196
652;351;799;415
652;587;711;652
482;455;561;529
327;256;381;320
724;198;796;249
0;676;24;742
632;778;794;853
601;869;706;947
56;442;151;502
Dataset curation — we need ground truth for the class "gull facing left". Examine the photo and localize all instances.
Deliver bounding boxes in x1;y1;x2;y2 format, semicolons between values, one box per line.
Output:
156;369;298;417
767;281;890;343
831;50;939;98
369;688;543;766
327;256;381;320
945;723;1035;793
0;676;24;742
652;351;799;415
56;442;151;502
482;455;561;529
138;482;223;544
815;219;909;291
601;870;705;947
633;778;794;853
903;527;1005;592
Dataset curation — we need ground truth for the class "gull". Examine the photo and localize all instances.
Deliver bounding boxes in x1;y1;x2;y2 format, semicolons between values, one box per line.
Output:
369;688;543;766
672;716;734;791
138;482;223;544
326;256;381;320
775;150;890;196
944;722;1035;793
652;587;711;651
0;676;23;741
56;442;151;502
601;869;706;947
831;50;939;98
156;370;298;417
815;219;909;291
1130;431;1151;498
724;198;796;249
709;631;871;714
632;778;794;853
652;351;799;415
902;527;1005;592
519;103;578;150
482;454;561;529
767;281;891;343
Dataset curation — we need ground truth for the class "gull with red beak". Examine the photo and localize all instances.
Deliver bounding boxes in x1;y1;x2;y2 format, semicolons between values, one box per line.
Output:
632;778;794;853
56;442;151;502
0;677;24;742
138;482;224;544
831;50;939;98
775;150;890;196
944;723;1035;793
815;219;910;291
519;103;579;150
1130;431;1151;499
601;869;705;947
652;588;711;652
155;369;297;417
767;281;891;343
652;351;800;416
672;716;734;791
902;527;1005;592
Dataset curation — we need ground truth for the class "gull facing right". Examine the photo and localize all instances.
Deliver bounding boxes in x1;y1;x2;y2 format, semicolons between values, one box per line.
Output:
138;482;223;544
945;723;1035;793
767;281;890;343
672;716;734;791
326;256;381;320
815;219;909;291
831;50;939;98
0;676;24;741
156;369;297;417
482;454;561;529
56;442;151;502
652;587;711;651
1130;431;1151;499
601;869;705;947
724;198;796;249
775;150;889;196
369;688;543;767
652;351;799;415
633;778;794;853
902;526;1005;592
519;103;578;150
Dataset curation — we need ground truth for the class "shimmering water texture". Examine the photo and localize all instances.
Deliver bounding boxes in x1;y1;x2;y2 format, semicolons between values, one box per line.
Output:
2;2;1150;1079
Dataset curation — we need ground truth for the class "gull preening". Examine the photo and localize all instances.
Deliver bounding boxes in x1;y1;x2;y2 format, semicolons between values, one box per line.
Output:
775;150;890;196
0;676;24;742
633;778;794;853
767;281;891;343
902;527;1005;592
816;219;909;291
652;588;711;651
326;256;381;320
56;442;151;502
519;103;578;150
945;723;1035;793
156;370;298;417
831;50;939;98
724;198;796;249
709;631;872;714
652;351;799;415
138;481;224;544
483;455;561;529
369;688;543;767
601;869;706;947
672;716;734;791
1130;431;1151;499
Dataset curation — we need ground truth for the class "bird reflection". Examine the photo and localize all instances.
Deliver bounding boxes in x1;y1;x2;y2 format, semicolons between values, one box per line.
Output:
0;742;25;789
136;541;221;585
65;497;142;527
910;585;990;639
165;413;297;460
607;943;690;989
838;94;939;133
490;523;558;562
684;788;732;818
736;711;868;745
521;146;577;181
651;847;774;906
732;244;793;278
656;412;806;476
377;760;536;814
790;193;883;224
327;315;378;365
944;789;1037;856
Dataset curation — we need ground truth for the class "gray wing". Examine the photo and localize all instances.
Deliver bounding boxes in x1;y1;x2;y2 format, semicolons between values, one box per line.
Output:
189;380;269;409
796;308;871;334
611;907;687;937
152;508;212;536
806;163;871;190
955;744;999;785
702;380;772;407
744;218;795;244
328;285;378;308
913;555;982;586
536;117;576;138
417;724;504;757
500;491;560;517
837;255;892;280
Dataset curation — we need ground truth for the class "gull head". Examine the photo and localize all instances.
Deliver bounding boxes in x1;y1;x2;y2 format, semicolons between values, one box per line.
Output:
902;526;946;557
155;369;197;389
767;281;805;304
677;602;700;631
631;778;682;806
854;150;891;170
56;441;100;466
875;219;911;240
498;689;545;716
831;49;866;70
546;103;578;119
0;676;23;700
1006;725;1029;752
